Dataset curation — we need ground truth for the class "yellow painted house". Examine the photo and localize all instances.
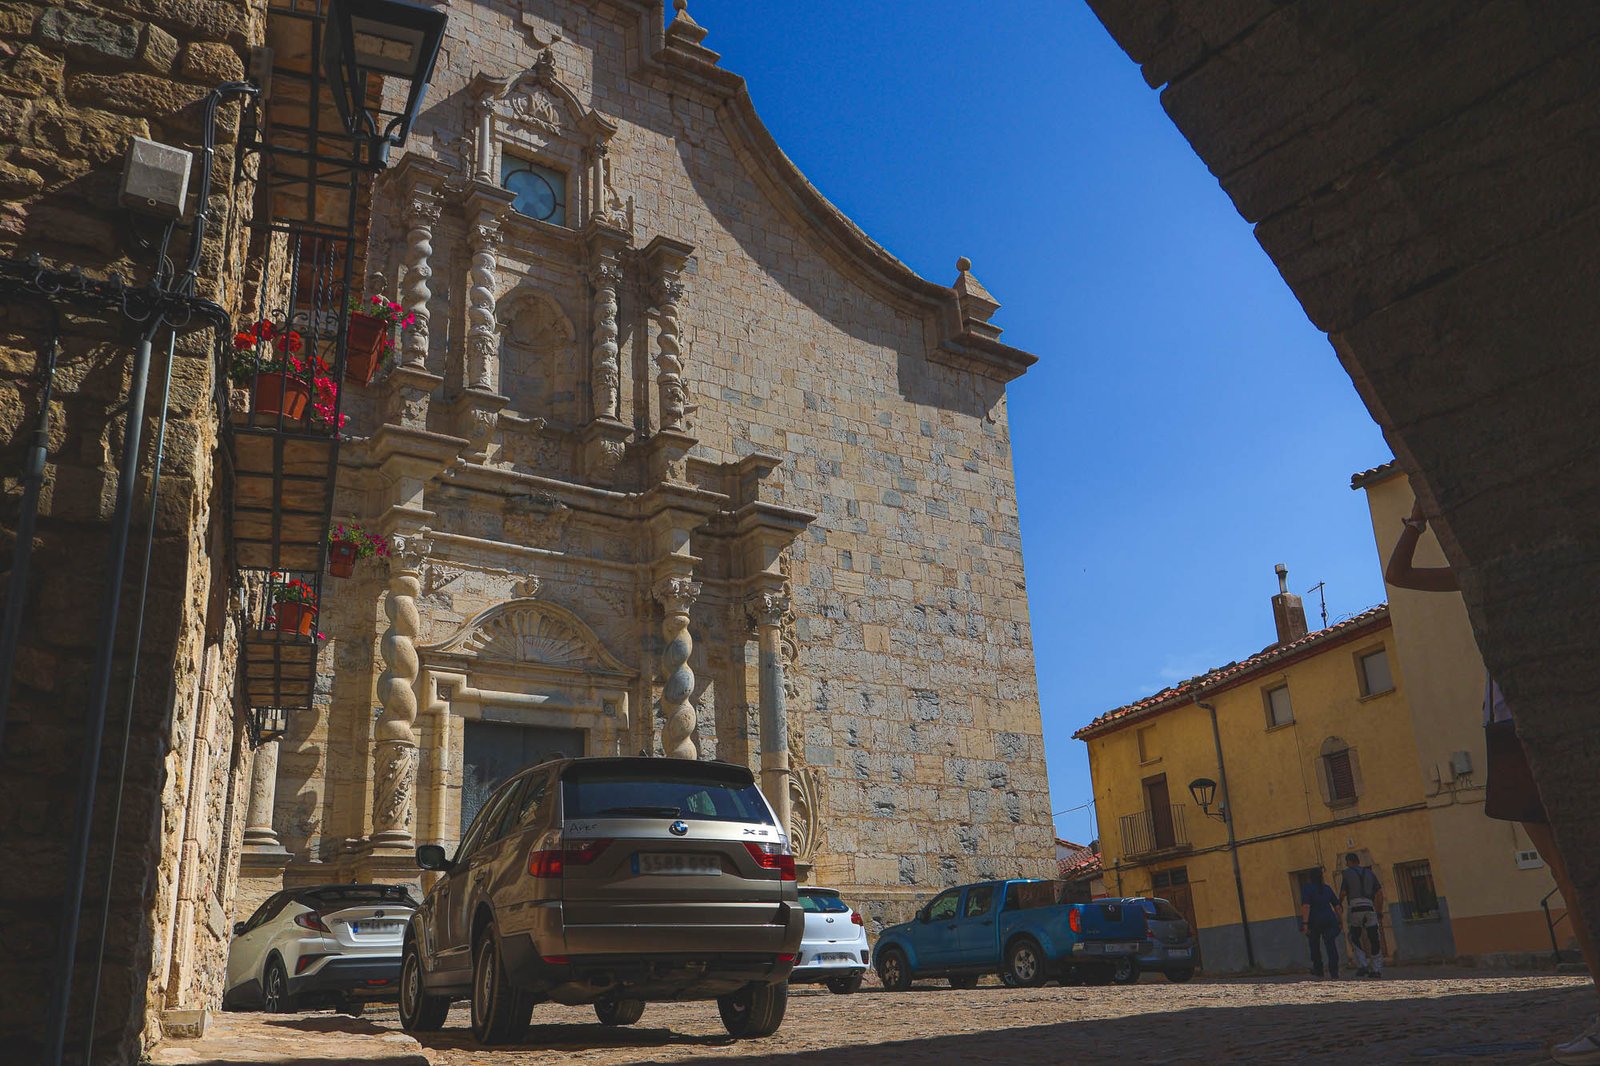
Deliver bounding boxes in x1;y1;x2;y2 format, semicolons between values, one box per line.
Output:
1076;584;1448;972
1076;466;1576;973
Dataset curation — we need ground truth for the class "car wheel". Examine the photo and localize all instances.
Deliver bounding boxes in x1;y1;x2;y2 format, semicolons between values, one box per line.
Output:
877;948;912;992
262;957;295;1014
948;974;980;990
1004;938;1047;989
826;973;864;995
1111;957;1140;985
717;981;787;1038
594;997;646;1026
398;941;451;1032
1165;968;1196;984
470;922;534;1045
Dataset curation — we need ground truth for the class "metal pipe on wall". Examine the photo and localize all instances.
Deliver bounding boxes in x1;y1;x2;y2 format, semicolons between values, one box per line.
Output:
45;316;165;1066
1198;699;1257;970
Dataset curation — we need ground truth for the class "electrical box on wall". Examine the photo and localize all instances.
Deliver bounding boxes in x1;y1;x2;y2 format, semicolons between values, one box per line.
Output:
119;136;192;219
1449;750;1474;778
1515;849;1544;870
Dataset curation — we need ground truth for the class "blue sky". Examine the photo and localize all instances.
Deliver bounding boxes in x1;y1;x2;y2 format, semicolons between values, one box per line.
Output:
684;1;1392;843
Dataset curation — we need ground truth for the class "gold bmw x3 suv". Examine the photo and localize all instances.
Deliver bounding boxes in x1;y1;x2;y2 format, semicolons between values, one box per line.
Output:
400;757;804;1044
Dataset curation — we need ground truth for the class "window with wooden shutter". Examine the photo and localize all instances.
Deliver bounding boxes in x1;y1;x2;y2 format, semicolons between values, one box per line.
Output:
1325;748;1356;802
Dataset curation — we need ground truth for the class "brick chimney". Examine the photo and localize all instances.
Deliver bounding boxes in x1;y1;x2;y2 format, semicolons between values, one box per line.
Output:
1271;563;1309;645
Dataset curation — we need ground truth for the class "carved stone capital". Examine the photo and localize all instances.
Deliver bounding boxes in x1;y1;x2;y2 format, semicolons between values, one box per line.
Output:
512;573;542;598
407;197;442;225
653;576;702;616
746;591;790;630
389;532;433;572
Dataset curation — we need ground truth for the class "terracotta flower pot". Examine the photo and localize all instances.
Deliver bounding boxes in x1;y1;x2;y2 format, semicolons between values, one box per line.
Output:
345;312;390;386
253;371;312;421
274;601;317;637
328;540;359;578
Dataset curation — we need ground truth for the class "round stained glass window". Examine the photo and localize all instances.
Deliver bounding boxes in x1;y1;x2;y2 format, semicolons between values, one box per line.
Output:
502;160;567;226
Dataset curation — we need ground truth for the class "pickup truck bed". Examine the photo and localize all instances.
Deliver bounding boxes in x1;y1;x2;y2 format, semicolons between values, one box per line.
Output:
873;879;1148;990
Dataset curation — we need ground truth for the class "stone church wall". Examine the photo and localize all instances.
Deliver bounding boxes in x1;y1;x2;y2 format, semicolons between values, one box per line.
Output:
0;1;262;1060
257;0;1053;928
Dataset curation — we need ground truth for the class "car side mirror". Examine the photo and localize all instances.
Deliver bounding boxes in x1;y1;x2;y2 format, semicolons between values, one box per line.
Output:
416;844;452;871
232;921;247;936
918;907;931;924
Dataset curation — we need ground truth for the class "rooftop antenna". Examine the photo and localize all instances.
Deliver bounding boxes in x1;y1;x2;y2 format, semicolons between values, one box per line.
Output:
1305;581;1328;629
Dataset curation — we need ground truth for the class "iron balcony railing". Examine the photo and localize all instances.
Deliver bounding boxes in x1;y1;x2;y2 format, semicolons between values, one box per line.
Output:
1119;804;1192;857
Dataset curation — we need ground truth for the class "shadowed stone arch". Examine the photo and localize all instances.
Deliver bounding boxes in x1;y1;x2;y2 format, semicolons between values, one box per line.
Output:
498;289;581;428
419;597;626;674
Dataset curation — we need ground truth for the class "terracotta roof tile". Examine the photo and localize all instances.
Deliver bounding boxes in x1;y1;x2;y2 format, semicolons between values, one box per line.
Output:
1350;459;1400;489
1073;605;1390;741
1059;850;1103;880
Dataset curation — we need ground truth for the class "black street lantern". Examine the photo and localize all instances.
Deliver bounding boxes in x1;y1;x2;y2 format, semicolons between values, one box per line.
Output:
323;0;447;159
1188;777;1219;815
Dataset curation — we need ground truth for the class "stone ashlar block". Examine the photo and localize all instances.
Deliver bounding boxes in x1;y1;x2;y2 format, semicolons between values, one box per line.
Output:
67;72;206;125
0;42;64;96
140;21;178;73
178;40;242;83
30;101;151;165
35;7;142;65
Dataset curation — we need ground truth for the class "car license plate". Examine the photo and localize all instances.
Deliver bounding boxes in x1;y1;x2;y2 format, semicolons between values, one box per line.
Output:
1168;947;1191;958
352;921;403;934
635;852;721;876
1104;942;1137;954
818;953;852;963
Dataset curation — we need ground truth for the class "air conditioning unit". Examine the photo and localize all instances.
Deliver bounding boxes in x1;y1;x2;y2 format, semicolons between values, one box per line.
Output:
1515;849;1544;870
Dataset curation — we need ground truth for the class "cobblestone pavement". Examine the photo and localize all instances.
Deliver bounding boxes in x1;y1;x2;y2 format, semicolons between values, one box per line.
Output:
155;969;1596;1065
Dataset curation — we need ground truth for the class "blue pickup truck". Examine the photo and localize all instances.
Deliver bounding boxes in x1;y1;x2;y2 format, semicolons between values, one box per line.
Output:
873;879;1148;990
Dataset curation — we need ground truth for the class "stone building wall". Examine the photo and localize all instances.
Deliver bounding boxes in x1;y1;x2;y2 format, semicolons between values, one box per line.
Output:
264;0;1054;927
0;0;262;1061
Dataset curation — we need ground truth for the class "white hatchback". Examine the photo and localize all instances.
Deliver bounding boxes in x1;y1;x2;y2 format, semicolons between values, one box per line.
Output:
224;884;417;1014
788;887;871;993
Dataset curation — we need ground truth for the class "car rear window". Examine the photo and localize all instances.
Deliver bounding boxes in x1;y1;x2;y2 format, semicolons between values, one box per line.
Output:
296;885;416;909
562;772;776;825
1143;899;1185;921
799;891;850;913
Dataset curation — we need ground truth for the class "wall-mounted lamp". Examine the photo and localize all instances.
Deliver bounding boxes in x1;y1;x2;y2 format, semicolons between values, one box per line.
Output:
323;0;447;162
1188;776;1225;820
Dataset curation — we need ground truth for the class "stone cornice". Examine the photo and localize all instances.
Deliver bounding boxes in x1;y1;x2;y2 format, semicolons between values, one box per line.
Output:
623;4;1039;384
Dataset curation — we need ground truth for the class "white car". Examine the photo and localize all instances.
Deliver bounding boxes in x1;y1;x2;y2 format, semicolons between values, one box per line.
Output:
224;884;417;1014
788;887;871;993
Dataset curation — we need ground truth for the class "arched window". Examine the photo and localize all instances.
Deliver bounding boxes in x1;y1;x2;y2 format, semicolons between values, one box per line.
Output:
1319;737;1361;808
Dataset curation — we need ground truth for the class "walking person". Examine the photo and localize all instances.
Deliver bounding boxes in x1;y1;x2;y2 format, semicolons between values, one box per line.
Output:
1299;868;1343;980
1338;852;1385;978
1388;499;1600;1062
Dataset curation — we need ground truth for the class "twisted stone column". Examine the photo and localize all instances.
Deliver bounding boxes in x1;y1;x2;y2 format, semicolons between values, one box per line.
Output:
653;279;688;430
400;198;440;368
372;564;422;850
591;263;622;421
654;576;701;760
465;223;502;391
242;738;284;852
748;591;792;832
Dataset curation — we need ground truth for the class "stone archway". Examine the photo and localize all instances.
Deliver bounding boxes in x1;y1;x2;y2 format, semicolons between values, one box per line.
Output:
413;597;635;846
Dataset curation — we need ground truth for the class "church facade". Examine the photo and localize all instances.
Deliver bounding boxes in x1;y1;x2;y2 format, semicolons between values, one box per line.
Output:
240;0;1054;923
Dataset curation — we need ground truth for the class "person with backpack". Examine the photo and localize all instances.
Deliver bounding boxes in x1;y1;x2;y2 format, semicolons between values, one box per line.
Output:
1299;867;1343;979
1339;852;1385;977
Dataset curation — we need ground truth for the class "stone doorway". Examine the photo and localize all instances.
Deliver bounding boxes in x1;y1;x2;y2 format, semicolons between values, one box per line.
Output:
461;720;586;830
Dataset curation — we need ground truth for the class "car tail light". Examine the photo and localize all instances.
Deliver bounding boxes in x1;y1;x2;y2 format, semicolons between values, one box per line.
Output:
528;839;612;878
294;912;331;933
776;953;796;964
743;841;796;881
295;953;333;974
541;955;572;965
851;912;864;926
1068;907;1083;934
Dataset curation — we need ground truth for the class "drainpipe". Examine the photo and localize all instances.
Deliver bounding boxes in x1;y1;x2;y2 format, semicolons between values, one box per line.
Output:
1198;699;1257;969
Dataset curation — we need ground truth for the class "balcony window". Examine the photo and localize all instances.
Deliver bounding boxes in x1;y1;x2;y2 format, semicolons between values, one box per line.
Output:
1320;738;1360;807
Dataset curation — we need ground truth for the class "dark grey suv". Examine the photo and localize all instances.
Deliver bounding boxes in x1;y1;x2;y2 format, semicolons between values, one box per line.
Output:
399;757;804;1044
